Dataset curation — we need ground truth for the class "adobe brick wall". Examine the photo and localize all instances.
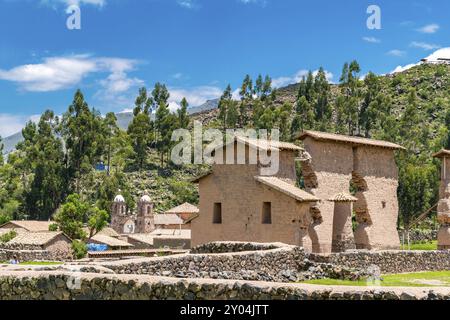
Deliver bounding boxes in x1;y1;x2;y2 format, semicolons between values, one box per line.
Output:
301;137;354;253
352;147;400;250
191;149;312;247
436;157;450;249
301;138;401;253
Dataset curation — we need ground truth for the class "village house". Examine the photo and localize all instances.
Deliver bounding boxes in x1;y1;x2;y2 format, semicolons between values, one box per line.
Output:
165;202;199;225
0;220;53;233
127;229;191;249
5;231;72;260
191;136;319;248
154;214;188;230
88;234;134;250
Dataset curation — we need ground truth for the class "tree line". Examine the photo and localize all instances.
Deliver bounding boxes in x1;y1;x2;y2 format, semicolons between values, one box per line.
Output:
0;61;449;230
0;84;190;225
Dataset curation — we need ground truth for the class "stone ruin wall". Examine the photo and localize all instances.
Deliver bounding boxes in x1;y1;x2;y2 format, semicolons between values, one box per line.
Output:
352;146;400;250
437;157;450;249
301;137;401;253
301;137;354;253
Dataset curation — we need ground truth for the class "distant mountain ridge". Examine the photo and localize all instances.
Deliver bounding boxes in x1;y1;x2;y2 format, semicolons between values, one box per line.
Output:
1;98;220;155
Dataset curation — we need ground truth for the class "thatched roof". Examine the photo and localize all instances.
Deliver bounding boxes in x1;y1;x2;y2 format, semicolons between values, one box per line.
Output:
433;149;450;158
299;130;405;150
8;232;69;246
0;220;53;232
90;235;133;248
165;203;199;214
328;193;358;202
254;176;319;202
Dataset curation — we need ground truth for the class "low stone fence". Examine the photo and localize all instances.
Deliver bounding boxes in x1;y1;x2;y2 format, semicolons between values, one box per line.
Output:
0;249;54;262
0;271;449;300
399;229;438;243
190;242;279;254
98;242;363;282
100;243;308;282
310;250;450;274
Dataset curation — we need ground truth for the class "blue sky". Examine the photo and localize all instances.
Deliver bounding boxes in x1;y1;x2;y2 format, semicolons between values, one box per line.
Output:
0;0;449;137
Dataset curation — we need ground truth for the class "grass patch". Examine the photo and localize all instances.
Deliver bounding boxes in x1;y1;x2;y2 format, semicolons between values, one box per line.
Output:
302;271;450;287
400;241;437;251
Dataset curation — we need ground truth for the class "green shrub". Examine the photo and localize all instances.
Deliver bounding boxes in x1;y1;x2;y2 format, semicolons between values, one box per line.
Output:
0;230;17;243
48;223;59;232
71;240;87;260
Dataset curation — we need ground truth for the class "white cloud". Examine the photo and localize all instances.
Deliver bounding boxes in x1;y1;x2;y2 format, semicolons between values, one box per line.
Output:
390;47;450;74
177;0;199;9
0;114;40;137
238;0;268;5
410;41;441;51
362;36;381;43
41;0;106;8
168;86;223;110
387;49;406;57
119;85;223;113
0;55;96;91
417;23;440;34
272;69;333;88
0;55;143;94
424;47;450;61
390;63;417;74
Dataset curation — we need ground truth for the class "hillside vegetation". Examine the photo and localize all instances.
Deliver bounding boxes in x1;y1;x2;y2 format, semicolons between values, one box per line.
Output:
0;62;449;229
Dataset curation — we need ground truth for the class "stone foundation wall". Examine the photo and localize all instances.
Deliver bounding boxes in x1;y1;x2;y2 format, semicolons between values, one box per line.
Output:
190;242;280;254
0;249;54;262
310;250;450;274
95;242;450;282
398;229;438;243
0;271;449;300
99;242;362;282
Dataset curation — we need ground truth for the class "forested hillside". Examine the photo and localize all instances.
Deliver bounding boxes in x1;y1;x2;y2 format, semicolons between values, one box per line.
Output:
0;61;449;228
